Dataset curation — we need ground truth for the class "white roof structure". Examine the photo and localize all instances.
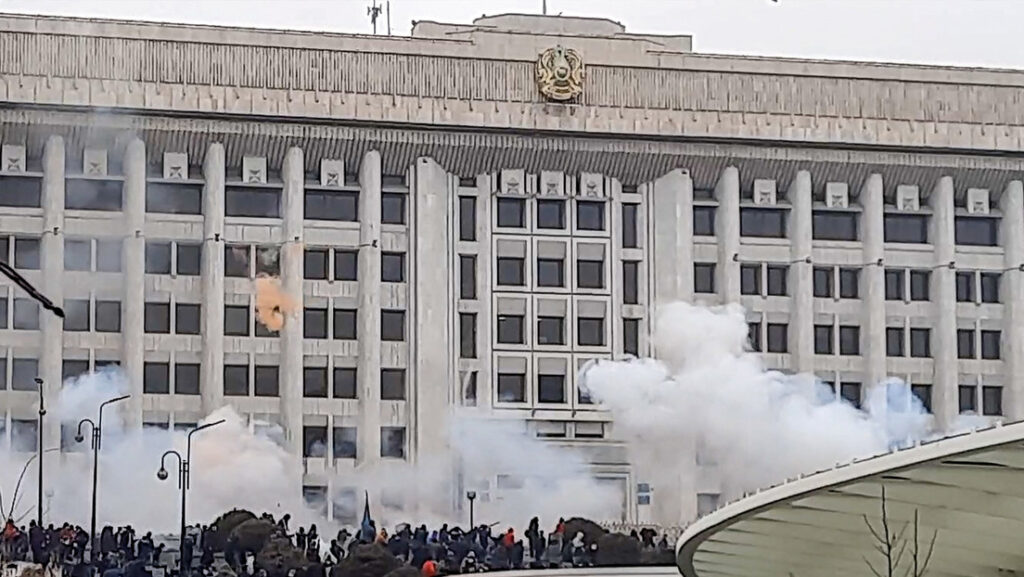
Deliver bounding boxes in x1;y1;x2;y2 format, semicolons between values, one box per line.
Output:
676;423;1024;577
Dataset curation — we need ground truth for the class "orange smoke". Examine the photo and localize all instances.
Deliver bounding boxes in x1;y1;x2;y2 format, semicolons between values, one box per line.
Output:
254;275;298;333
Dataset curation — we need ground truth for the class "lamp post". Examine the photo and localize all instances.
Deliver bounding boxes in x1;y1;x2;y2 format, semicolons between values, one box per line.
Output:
466;491;477;529
157;419;225;576
35;377;44;527
75;394;129;563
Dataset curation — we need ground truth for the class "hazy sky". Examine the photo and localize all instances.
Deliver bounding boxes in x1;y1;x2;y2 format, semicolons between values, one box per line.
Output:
0;0;1022;69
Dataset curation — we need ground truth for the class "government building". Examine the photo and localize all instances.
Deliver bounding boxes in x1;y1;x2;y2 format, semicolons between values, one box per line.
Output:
1;11;1023;527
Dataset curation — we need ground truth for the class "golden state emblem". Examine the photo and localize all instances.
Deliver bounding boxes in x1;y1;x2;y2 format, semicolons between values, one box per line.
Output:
536;45;585;102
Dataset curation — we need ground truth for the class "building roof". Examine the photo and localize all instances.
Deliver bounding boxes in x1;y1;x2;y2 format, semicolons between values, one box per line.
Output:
676;422;1024;577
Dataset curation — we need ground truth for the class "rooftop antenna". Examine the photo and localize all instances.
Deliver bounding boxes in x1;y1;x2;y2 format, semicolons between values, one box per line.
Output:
368;0;383;34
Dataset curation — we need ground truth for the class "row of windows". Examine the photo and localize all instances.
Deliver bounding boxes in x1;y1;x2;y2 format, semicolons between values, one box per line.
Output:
303;425;406;459
495;256;608;290
836;382;1002;416
462;313;640;357
495;371;594;405
494;198;607;232
750;322;861;355
302;308;406;342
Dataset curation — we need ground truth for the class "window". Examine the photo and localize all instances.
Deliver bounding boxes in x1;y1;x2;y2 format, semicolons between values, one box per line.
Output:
304;308;328;339
460;255;476;299
143;362;170;394
96;239;121;272
174;364;200;395
460;313;476;358
224;245;250;277
814;325;833;354
697;493;721;517
578;317;605;346
766;265;788;296
910;328;931;358
909;270;930;301
64;239;91;271
95;301;121;333
981;330;1001;359
224;305;250;336
577;201;605;231
911;384;932;413
380;427;406;459
497;257;524;286
144;303;171;334
887;327;905;357
537;200;565;230
766;323;788;353
381;310;405;341
303;366;328;398
839;326;860;356
747;321;762;352
381;369;406;400
980;273;1000;303
64;299;90;332
958;385;977;413
11;358;38;391
13;298;39;330
497;373;526;402
622;204;639;248
459;196;476;240
223;365;249;396
956;271;973;302
694;263;715;294
884;214;929;243
304;248;328;280
537;258;565;288
462;370;478;406
225;187;280;218
66;179;122;211
693;206;716;236
839;269;859;299
14;237;40;270
740;265;761;296
11;419;39;452
333;309;356;340
303;426;328;458
577;259;604;289
497;315;525;344
982;386;1003;416
333;367;357;399
60;360;87;383
885;269;904;301
254;366;279;397
381;193;406;225
333;427;357;459
538;374;566;404
623;261;639;304
497;197;525;228
812;212;858;241
0;176;41;208
739;208;787;238
958;329;976;359
255;246;280;276
146;182;201;214
955;217;998;247
334;249;358;281
145;242;172;274
537;316;564;345
175;303;200;335
305;190;357;221
0;297;7;330
176;244;201;276
381;252;405;283
840;382;862;409
624;318;640;356
813;267;833;298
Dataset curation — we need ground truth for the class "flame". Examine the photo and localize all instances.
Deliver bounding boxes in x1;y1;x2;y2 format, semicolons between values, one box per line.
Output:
253;275;297;333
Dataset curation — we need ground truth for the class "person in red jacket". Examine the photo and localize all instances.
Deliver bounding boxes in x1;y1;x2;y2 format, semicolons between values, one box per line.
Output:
502;527;515;548
421;559;438;577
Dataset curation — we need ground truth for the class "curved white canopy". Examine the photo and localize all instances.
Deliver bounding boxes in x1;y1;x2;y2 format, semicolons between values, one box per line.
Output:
677;423;1024;577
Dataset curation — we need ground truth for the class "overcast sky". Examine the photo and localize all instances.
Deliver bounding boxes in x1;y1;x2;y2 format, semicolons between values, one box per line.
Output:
0;0;1021;69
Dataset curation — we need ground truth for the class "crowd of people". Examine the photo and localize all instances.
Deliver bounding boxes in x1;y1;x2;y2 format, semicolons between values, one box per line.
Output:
1;520;162;577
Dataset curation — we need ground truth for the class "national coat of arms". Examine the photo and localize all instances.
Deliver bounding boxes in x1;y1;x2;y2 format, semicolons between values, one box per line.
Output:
536;46;585;102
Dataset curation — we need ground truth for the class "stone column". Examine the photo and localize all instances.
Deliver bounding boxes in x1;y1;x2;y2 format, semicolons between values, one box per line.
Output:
649;169;693;309
40;135;64;478
789;171;814;373
715;167;741;304
280;147;305;457
930;176;957;429
122;139;146;428
200;144;226;415
356;151;382;468
1000;181;1024;419
861;174;887;389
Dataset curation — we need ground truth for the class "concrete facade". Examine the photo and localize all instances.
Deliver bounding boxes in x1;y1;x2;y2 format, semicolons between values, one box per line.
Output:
1;12;1024;526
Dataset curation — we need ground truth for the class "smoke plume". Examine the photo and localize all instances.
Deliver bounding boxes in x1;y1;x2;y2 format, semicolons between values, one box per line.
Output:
254;275;297;333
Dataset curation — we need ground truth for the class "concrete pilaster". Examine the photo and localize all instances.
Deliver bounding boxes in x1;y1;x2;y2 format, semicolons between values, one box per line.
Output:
200;144;226;414
649;169;693;308
40;135;64;469
280;147;305;457
861;174;887;389
122;139;146;428
356;151;382;468
715;167;741;303
1000;181;1024;419
930;176;957;429
788;171;814;373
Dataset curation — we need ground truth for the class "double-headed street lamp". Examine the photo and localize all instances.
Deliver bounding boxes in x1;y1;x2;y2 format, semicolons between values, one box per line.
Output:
157;419;226;574
75;394;129;563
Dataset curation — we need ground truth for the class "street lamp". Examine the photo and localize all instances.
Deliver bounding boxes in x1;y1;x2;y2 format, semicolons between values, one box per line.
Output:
35;377;44;527
75;394;129;563
466;491;477;529
157;419;225;576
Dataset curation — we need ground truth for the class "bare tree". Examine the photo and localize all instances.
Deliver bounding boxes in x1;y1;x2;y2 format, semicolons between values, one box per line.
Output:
863;485;938;577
